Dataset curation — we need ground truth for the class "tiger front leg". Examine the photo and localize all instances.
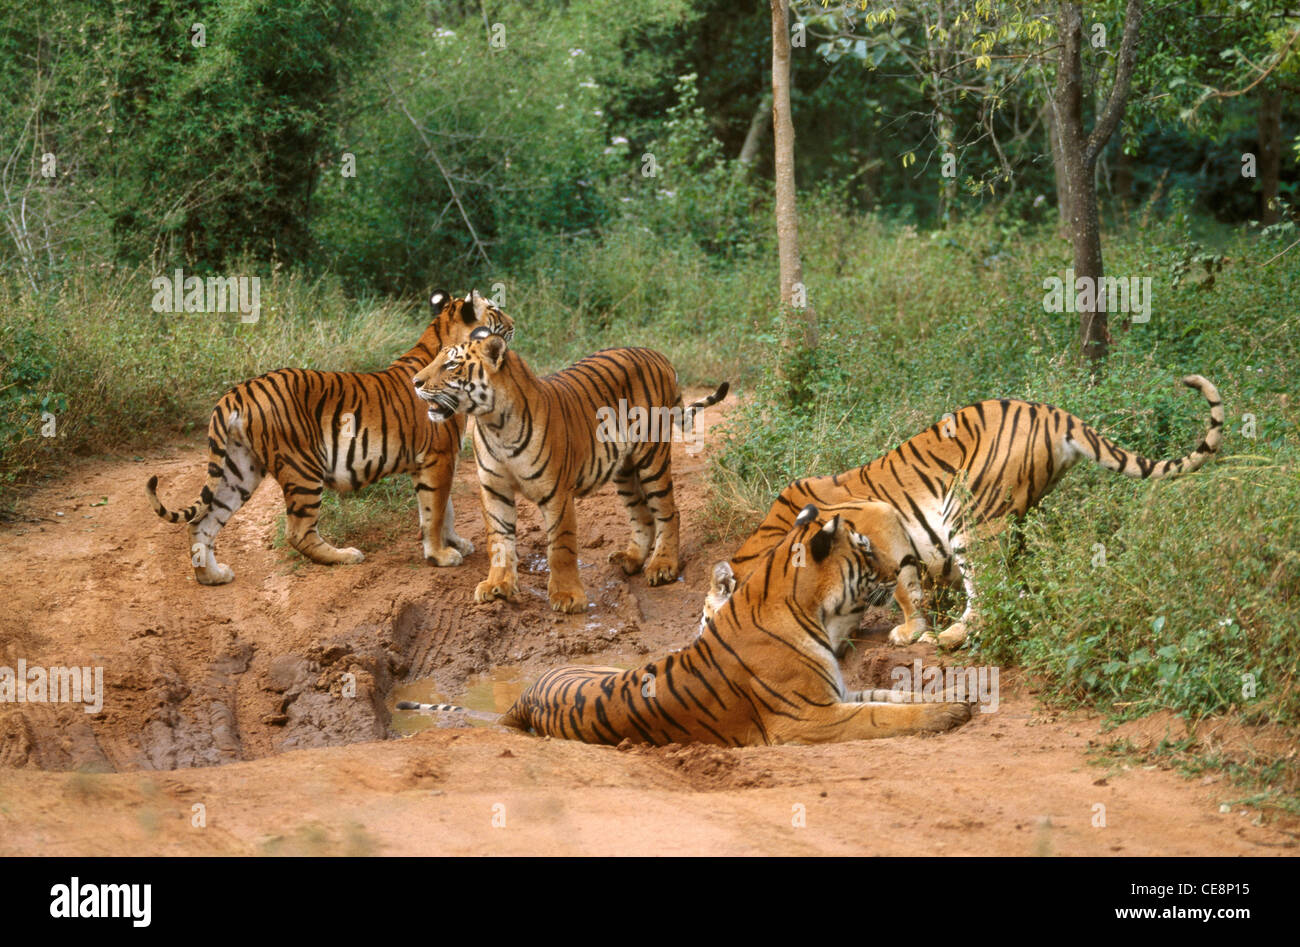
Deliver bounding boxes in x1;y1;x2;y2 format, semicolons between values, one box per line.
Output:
779;699;971;744
474;482;520;604
541;494;587;613
414;453;471;567
888;562;930;645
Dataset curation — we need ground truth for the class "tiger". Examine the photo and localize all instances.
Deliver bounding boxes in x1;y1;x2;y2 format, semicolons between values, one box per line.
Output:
411;331;728;613
146;290;514;585
719;375;1224;648
397;504;972;745
701;501;926;652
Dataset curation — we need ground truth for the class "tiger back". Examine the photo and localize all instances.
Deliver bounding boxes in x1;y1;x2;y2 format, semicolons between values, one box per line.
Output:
412;334;728;613
146;290;513;585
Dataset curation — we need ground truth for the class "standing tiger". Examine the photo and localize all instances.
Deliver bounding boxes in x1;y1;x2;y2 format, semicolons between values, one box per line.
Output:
723;375;1223;648
411;331;728;613
399;504;972;745
146;290;514;585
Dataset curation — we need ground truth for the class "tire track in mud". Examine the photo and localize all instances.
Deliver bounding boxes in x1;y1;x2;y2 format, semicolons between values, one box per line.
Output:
0;390;733;773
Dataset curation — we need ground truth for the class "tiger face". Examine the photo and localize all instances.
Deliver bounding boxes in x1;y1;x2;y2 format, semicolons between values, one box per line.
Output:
413;330;508;423
717;504;896;654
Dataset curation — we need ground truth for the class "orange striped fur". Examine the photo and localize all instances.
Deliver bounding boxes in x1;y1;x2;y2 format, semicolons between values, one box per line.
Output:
146;291;513;584
412;334;727;612
722;376;1224;648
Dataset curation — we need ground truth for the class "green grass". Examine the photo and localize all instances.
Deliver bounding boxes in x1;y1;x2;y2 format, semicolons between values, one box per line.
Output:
0;262;419;502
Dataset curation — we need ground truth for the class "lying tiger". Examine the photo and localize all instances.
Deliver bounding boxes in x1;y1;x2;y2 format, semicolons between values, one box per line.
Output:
399;504;972;745
147;290;513;584
701;500;925;650
716;376;1223;648
412;331;728;613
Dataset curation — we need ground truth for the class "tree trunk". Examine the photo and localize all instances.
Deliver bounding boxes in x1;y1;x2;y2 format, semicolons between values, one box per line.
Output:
1055;0;1144;364
1045;102;1071;233
771;0;816;351
1258;87;1282;225
1114;146;1134;215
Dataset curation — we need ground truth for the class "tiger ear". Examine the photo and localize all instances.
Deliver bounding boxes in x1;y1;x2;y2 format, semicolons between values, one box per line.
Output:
480;333;508;370
710;560;736;598
849;530;872;558
794;504;819;527
809;514;840;563
430;290;450;310
469;289;492;321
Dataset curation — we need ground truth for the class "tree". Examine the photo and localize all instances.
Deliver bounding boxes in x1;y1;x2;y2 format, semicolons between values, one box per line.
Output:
1051;0;1144;364
771;0;817;363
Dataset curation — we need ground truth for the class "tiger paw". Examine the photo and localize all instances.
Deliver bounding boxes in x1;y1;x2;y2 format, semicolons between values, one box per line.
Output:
446;533;475;555
474;576;519;604
609;550;644;576
195;562;235;586
916;700;972;732
426;546;464;567
888;621;927;646
936;621;970;648
339;547;365;564
547;579;588;613
642;557;679;586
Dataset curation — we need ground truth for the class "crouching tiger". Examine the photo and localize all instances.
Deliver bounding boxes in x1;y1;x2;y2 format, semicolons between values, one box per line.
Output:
400;505;971;745
412;331;728;613
721;375;1223;648
146;290;513;584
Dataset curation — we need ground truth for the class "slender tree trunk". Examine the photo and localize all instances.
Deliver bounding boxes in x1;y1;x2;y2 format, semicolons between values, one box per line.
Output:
1114;147;1134;215
1055;0;1143;364
738;93;772;168
1258;87;1282;225
771;0;816;351
1045;102;1071;233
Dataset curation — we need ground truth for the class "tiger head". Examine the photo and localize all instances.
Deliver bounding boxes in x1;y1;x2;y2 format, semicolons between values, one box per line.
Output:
427;288;515;349
704;504;894;652
412;329;510;423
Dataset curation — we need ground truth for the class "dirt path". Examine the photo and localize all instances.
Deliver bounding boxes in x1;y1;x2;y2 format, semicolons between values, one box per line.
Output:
0;396;1292;855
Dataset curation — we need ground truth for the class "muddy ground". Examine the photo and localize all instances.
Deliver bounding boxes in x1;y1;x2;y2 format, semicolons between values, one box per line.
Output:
0;395;1294;856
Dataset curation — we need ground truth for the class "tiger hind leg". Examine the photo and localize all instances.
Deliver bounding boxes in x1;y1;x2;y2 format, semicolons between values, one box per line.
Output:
610;463;655;576
637;445;681;586
186;438;265;585
281;480;364;565
921;538;976;648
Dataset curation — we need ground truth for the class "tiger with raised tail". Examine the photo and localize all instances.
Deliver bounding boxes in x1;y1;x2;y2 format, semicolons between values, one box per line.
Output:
412;332;728;613
398;504;971;745
719;376;1223;648
146;290;514;585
